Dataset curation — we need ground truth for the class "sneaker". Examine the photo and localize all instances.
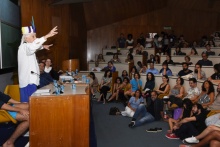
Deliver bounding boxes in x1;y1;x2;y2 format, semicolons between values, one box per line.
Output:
128;121;135;128
184;136;199;144
165;133;180;139
146;128;158;133
156;128;162;132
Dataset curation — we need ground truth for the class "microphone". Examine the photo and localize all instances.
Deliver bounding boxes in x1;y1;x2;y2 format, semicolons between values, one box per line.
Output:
31;71;40;76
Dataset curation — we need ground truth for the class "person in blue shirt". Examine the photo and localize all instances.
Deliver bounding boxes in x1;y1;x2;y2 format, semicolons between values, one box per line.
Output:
104;61;116;72
159;62;173;76
146;62;159;75
130;72;142;95
38;62;53;88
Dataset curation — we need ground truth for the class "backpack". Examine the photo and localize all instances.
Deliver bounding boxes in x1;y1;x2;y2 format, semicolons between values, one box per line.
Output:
109;107;120;115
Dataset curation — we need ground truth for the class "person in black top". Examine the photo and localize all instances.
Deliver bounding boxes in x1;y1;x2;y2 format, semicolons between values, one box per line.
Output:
170;103;209;140
197;53;213;66
128;91;163;127
38;62;54;89
0;91;29;147
204;44;215;56
142;72;155;98
178;62;193;77
163;55;174;64
208;63;220;82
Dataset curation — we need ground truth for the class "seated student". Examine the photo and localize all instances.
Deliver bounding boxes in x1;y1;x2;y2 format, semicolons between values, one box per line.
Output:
146;62;159;75
91;61;102;72
108;77;123;102
155;75;170;98
204;44;215;56
167;98;193;134
128;91;163;128
183;113;220;145
139;64;148;74
188;48;198;56
154;55;160;64
142;72;155;98
194;80;215;109
207;83;220;110
177;62;193;77
208;63;220;83
159;62;173;76
130;72;142;96
192;63;206;80
184;78;201;102
38;62;53;88
89;72;99;99
184;56;193;65
44;58;63;80
134;42;144;55
103;61;116;72
163;55;174;64
97;70;112;104
147;54;155;63
119;77;132;101
120;70;129;81
166;103;209;140
129;66;138;79
0;92;29;147
125;53;134;64
120;90;144;117
168;77;185;108
110;54;121;63
97;54;105;62
136;61;143;72
174;47;186;55
196;53;213;66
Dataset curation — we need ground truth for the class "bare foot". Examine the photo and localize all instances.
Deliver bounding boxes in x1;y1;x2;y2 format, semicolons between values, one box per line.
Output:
3;141;15;147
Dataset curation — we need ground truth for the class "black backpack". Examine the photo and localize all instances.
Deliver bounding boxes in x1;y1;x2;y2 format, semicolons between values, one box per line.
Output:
109;107;120;115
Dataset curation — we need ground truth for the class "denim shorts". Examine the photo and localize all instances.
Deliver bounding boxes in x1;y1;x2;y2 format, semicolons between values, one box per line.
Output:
7;104;17;119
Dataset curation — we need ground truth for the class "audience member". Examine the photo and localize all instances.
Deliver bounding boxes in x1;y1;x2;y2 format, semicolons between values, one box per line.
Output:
156;75;170;99
139;64;148;74
120;70;129;81
129;66;138;79
147;54;155;63
108;77;123;102
110;54;121;63
120;90;144;117
126;34;134;49
103;61;116;72
38;62;53;89
98;70;112;104
208;63;220;83
125;53;134;64
163;55;174;64
136;61;143;72
97;54;105;62
167;98;193;133
146;62;159;75
142;72;155;98
89;72;99;99
159;62;173;76
192;63;206;80
155;55;160;64
184;56;193;65
137;33;145;47
120;77;132;101
195;80;215;108
117;33;126;48
196;53;213;66
134;43;144;55
177;62;193;77
175;47;185;55
162;34;170;55
207;83;220;110
184;78;200;102
204;44;215;56
128;91;163;128
44;58;62;80
188;48;198;56
0;92;29;147
91;61;102;72
130;72;142;95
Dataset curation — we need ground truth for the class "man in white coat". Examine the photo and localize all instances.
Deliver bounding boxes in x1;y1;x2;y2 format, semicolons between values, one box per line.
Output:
18;18;58;102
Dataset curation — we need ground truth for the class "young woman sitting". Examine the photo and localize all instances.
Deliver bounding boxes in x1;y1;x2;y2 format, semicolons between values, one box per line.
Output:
156;75;170;99
108;77;123;102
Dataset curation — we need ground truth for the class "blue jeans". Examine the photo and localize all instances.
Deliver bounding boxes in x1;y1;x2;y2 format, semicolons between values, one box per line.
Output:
133;104;155;127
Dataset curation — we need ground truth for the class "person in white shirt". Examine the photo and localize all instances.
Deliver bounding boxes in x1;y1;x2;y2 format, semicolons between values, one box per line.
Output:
184;78;201;103
18;17;58;102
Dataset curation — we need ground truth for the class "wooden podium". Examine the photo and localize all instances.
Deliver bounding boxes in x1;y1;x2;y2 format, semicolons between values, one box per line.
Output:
29;84;90;147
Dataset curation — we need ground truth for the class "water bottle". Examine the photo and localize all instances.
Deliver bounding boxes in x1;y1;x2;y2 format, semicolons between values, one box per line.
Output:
55;87;60;95
72;84;76;90
72;71;75;77
75;69;78;75
86;78;90;84
61;85;65;92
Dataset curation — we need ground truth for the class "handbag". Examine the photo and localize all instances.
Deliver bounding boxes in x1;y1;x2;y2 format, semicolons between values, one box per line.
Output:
109;107;120;115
